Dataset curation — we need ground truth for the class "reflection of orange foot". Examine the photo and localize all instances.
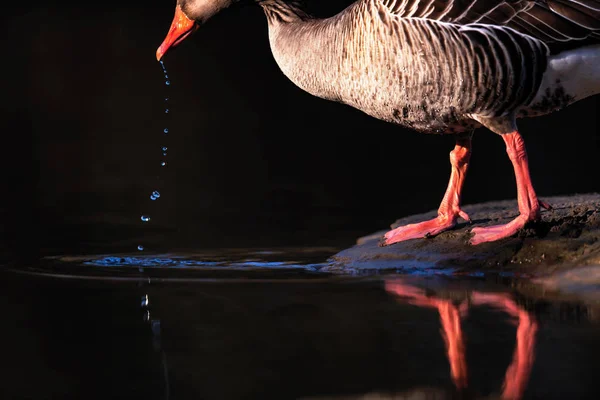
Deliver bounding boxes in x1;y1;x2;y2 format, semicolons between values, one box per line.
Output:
386;282;538;399
471;292;538;400
437;301;468;389
385;281;468;389
503;312;537;400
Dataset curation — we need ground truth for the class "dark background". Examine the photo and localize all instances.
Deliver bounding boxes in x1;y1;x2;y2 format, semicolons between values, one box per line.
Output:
3;0;599;256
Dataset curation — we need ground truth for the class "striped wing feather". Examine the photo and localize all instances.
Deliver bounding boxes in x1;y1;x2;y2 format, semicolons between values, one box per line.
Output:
378;0;600;50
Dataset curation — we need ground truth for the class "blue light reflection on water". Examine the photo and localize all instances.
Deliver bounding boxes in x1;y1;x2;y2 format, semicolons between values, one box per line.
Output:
77;255;522;279
35;246;529;282
82;256;325;271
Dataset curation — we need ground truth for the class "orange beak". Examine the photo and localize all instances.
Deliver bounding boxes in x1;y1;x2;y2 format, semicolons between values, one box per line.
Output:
156;5;199;61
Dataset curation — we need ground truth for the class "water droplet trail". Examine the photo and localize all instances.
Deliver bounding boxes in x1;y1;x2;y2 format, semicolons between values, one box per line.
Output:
138;60;172;252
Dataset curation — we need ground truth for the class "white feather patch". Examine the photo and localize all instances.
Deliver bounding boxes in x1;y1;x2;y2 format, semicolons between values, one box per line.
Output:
533;44;600;105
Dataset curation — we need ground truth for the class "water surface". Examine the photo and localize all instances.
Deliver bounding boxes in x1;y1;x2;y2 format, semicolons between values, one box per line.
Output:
1;249;598;399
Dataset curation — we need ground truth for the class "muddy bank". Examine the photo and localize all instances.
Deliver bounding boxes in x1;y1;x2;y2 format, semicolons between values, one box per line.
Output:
325;194;600;298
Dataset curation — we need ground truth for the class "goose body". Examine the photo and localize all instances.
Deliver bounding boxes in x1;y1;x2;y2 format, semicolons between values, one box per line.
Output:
268;2;488;134
265;0;600;134
157;0;600;245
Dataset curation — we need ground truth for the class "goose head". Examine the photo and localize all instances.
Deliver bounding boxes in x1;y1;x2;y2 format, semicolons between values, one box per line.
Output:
156;0;242;61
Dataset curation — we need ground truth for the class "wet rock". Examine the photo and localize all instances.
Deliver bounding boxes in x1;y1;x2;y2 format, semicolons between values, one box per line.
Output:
324;194;600;281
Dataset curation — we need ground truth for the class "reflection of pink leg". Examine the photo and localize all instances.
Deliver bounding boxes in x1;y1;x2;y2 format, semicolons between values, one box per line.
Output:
472;293;538;400
437;301;468;389
385;282;468;389
471;132;549;245
502;310;538;400
383;136;471;245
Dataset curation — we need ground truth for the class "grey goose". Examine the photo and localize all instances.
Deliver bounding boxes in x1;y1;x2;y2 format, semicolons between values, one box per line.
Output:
157;0;600;245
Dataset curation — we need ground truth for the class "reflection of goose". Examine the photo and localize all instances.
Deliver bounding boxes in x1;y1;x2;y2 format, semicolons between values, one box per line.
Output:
302;283;539;400
157;0;600;245
381;282;469;389
385;281;538;400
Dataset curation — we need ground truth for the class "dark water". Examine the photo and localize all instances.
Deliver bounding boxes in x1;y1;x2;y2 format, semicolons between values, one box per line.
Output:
1;249;598;400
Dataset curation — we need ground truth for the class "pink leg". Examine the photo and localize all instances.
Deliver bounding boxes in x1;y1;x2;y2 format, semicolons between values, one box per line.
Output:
383;136;472;245
471;131;546;245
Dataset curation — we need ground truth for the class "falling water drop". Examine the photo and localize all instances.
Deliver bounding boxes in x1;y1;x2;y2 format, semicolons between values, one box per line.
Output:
141;294;149;307
163;128;169;134
161;162;167;167
162;146;168;151
138;245;144;251
165;81;170;86
141;215;151;222
165;109;169;114
150;190;161;201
